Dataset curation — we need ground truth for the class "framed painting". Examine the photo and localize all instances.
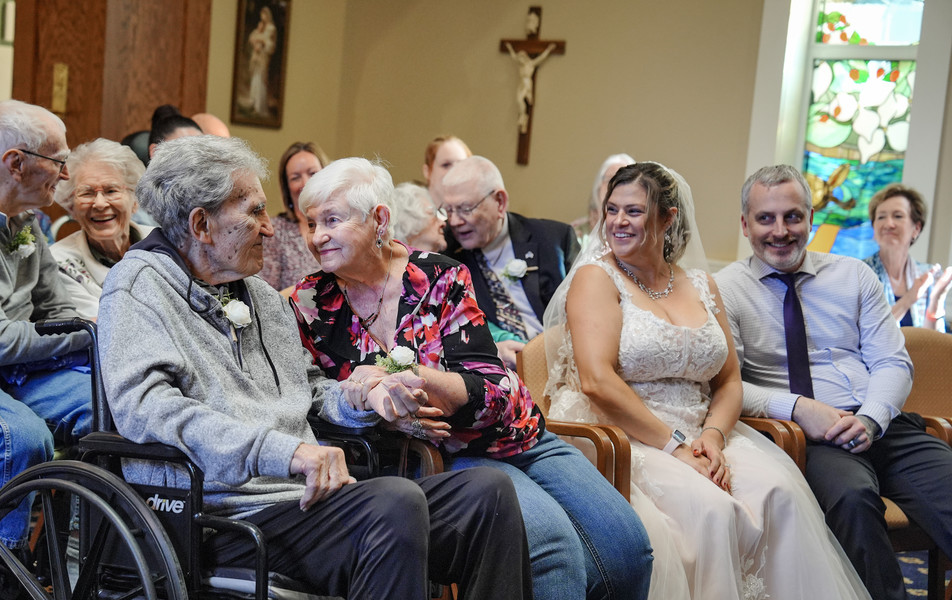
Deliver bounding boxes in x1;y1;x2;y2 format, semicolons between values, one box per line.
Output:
230;0;291;128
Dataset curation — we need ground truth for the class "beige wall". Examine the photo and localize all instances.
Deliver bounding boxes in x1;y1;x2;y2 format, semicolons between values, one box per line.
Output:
207;0;951;265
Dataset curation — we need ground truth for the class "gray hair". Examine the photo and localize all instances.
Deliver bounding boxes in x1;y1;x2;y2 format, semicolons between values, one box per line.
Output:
298;157;395;238
136;135;267;247
54;138;145;215
0;100;66;153
741;164;812;215
441;156;505;199
590;153;635;212
391;182;437;241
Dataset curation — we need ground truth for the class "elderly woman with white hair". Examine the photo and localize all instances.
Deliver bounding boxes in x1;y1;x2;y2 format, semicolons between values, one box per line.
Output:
291;157;653;600
51;138;151;319
97;135;532;599
390;182;446;252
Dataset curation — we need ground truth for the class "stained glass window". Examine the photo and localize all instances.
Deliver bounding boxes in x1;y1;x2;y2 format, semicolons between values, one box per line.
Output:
816;0;923;46
803;1;923;258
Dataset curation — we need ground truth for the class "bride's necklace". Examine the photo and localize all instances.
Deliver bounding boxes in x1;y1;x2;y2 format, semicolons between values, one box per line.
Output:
341;245;393;328
615;257;674;301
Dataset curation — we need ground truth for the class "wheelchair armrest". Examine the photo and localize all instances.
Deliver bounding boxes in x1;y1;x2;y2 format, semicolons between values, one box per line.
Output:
79;431;190;462
197;514;269;600
307;415;382;477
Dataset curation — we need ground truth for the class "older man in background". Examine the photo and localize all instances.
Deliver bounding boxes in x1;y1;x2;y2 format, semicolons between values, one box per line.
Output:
0;100;92;572
442;155;578;367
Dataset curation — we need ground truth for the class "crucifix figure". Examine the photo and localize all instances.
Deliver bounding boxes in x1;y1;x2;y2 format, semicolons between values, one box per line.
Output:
499;6;566;165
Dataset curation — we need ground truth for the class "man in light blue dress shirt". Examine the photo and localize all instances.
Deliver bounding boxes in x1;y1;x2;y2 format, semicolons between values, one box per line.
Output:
715;164;952;600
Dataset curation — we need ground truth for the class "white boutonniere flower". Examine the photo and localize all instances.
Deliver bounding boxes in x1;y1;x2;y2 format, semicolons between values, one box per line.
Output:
503;258;529;281
375;346;419;375
222;297;252;328
8;225;36;259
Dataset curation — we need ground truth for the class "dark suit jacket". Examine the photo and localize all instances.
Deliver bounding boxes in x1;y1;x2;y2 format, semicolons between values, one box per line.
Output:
445;212;580;328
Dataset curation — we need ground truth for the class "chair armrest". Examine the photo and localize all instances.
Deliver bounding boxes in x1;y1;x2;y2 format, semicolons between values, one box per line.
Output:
595;424;631;503
740;417;806;473
921;415;952;445
546;420;630;501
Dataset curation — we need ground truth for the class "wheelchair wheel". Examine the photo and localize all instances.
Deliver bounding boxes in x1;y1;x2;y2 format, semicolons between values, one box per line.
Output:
0;460;187;600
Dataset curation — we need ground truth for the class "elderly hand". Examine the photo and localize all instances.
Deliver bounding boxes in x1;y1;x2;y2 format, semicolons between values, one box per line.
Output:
496;339;525;370
341;365;389;411
289;443;356;510
689;439;732;493
792;396;851;442
385;406;452;441
365;370;428;422
825;414;873;453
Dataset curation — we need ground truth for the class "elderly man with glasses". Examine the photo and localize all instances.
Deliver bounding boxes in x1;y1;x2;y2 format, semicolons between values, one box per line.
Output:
442;155;579;367
0;100;92;578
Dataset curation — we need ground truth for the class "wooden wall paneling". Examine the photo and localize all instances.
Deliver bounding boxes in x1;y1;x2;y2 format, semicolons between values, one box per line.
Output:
10;0;36;102
180;0;211;116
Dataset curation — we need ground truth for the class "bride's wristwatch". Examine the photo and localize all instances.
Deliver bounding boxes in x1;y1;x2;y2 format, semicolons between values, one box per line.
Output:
663;429;687;454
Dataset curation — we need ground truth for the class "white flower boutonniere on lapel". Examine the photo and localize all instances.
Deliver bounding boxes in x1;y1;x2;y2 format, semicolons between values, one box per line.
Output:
503;258;539;282
8;225;36;259
222;297;252;328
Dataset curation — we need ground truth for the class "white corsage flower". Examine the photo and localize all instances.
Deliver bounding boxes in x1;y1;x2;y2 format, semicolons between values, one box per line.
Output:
375;346;419;375
8;225;36;259
222;298;252;328
503;258;529;281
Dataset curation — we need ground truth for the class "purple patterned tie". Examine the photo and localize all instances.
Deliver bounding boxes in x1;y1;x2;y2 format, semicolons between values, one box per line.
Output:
473;249;529;340
770;272;815;398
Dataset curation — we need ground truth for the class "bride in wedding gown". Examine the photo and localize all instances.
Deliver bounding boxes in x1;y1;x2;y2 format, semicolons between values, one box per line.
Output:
543;162;871;600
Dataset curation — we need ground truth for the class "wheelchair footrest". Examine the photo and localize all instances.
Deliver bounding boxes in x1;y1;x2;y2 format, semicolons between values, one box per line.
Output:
203;567;341;600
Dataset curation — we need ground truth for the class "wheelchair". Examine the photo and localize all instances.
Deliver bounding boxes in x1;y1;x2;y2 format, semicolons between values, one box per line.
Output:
0;318;446;600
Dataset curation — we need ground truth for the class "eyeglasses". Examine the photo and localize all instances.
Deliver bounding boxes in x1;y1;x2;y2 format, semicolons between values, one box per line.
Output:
75;185;128;204
440;190;495;218
19;149;68;174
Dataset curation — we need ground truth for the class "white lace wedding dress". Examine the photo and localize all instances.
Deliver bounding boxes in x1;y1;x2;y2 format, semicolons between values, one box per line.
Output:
546;262;870;600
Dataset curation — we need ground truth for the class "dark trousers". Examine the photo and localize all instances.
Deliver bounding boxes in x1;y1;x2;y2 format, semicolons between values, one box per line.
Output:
805;412;952;600
206;467;532;599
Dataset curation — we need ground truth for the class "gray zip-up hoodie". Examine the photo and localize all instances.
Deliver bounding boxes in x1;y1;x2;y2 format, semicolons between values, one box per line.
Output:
98;230;377;518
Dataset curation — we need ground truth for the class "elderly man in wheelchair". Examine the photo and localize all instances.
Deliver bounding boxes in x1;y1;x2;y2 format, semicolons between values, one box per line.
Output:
1;135;533;599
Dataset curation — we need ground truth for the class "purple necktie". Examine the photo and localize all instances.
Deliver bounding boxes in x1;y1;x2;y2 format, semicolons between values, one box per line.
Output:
770;272;814;398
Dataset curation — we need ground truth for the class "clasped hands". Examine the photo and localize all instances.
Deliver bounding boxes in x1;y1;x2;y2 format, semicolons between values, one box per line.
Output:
341;365;450;441
792;396;873;453
674;434;732;494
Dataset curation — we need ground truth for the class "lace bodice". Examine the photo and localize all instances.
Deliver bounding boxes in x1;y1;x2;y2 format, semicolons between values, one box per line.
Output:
547;260;728;437
610;263;727;433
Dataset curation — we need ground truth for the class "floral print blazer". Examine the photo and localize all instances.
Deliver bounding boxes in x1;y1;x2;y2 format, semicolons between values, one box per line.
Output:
291;248;542;458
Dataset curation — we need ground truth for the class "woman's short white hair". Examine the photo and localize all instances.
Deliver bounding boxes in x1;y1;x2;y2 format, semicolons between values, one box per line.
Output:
136;135;267;247
391;183;437;242
590;153;635;212
298;157;395;238
54;138;145;215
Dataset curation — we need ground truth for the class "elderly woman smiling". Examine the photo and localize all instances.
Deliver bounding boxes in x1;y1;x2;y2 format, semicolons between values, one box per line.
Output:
290;157;652;600
97;136;533;598
51;138;151;319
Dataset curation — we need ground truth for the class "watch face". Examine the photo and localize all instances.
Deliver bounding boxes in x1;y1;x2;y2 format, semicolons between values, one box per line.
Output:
672;430;686;444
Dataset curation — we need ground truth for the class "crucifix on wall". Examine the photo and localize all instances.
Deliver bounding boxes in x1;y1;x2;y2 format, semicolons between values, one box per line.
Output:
499;6;565;165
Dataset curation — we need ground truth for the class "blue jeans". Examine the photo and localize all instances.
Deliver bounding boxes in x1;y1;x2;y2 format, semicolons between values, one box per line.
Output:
446;430;652;600
0;368;92;547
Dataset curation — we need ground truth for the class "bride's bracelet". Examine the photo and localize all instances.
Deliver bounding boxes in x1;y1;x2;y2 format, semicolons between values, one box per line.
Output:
701;425;728;448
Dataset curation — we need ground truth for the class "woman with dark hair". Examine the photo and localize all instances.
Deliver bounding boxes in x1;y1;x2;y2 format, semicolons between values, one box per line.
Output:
863;183;951;330
259;141;328;295
147;105;202;159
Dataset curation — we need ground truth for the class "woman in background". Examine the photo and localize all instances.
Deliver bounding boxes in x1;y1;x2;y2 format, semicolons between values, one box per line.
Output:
422;135;471;207
260;141;327;295
863;183;950;330
51;139;151;319
390;182;446;252
572;153;635;247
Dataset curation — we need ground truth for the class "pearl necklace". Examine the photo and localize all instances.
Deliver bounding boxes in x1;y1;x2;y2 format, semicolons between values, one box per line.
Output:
615;257;674;300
